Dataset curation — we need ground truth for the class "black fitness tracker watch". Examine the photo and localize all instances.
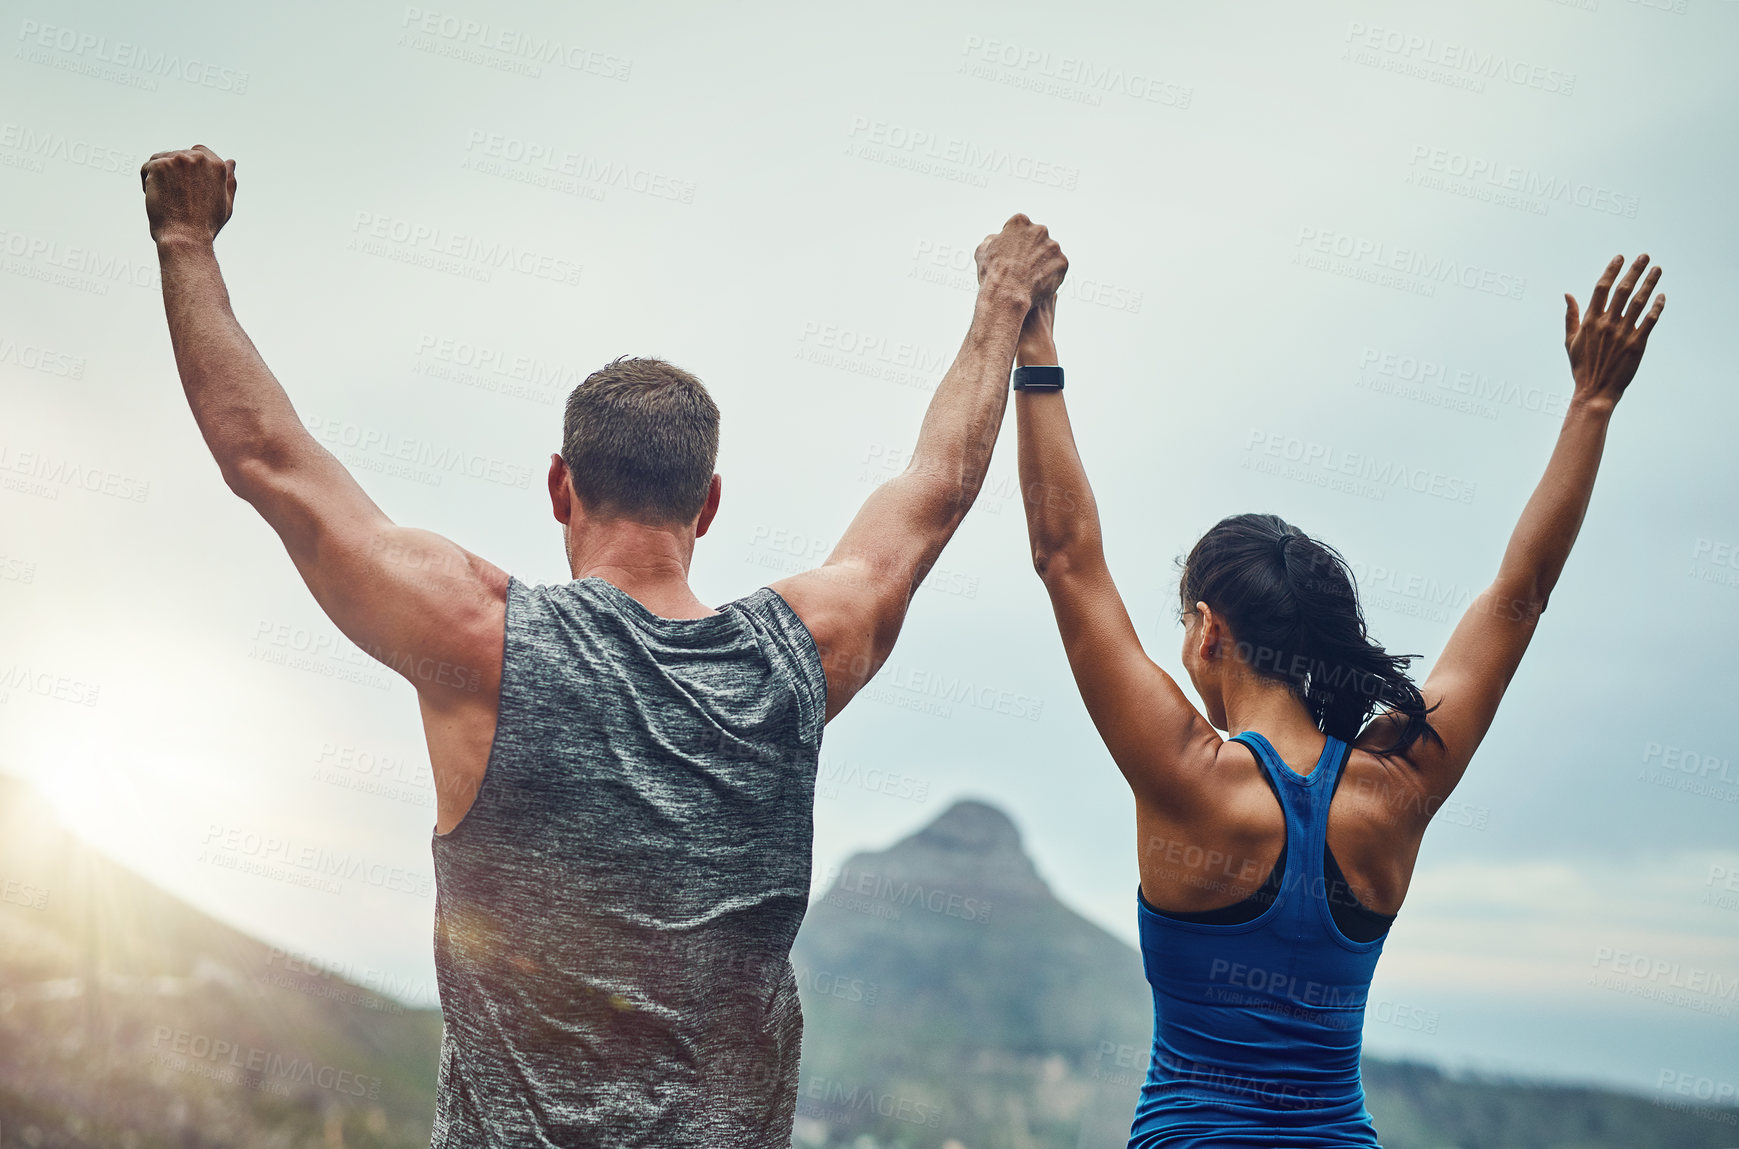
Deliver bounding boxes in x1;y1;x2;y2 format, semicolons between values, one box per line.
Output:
1012;365;1064;391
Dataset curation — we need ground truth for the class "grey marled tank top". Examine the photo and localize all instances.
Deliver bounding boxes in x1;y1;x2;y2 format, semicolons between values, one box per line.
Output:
429;575;827;1148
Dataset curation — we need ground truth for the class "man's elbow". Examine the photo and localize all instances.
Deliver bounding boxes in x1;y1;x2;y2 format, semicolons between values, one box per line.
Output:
220;451;290;506
906;457;980;516
219;456;263;502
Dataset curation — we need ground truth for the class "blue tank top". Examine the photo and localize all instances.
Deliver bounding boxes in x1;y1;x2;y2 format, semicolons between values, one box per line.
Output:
1129;731;1386;1148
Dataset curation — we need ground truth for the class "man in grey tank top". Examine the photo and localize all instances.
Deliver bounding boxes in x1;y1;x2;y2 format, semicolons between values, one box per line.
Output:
142;143;1068;1147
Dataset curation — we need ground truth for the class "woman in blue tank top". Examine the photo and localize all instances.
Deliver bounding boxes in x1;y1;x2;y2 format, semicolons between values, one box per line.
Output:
1011;255;1666;1146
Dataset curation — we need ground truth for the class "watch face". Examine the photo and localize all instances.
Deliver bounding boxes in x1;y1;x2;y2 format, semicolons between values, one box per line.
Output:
1014;366;1063;390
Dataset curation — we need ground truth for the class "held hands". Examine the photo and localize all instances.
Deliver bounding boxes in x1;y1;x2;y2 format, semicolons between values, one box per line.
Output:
1564;254;1664;413
141;144;236;247
975;213;1068;312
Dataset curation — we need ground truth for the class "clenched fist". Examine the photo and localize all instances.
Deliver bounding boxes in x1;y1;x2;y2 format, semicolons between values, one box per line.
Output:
974;214;1068;310
141;145;236;246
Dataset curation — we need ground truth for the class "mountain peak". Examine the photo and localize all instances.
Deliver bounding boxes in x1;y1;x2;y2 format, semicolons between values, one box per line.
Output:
816;797;1052;907
911;798;1023;856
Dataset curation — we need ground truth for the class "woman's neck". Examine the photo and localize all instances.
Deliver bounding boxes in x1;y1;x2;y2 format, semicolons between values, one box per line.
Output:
1221;671;1321;750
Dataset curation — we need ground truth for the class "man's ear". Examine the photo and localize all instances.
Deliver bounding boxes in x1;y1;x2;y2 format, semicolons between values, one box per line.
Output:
548;454;573;524
694;474;723;538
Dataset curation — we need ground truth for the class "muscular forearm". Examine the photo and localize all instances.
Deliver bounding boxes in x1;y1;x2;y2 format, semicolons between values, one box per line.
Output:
156;237;311;495
897;282;1029;525
1490;398;1613;611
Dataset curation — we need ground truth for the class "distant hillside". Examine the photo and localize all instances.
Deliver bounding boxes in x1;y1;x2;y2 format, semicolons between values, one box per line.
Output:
789;799;1739;1149
4;779;1734;1148
0;775;441;1149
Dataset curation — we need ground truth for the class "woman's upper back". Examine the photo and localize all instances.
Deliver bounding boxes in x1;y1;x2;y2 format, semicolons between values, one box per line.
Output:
1135;726;1433;921
1130;732;1392;1145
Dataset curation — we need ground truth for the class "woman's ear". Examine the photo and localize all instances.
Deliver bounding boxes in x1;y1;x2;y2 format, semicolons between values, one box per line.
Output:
1195;601;1220;661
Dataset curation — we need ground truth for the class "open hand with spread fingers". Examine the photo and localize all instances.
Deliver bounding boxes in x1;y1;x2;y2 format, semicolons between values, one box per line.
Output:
1564;253;1664;413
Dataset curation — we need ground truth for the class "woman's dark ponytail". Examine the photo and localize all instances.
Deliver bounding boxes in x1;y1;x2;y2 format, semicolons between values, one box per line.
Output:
1180;513;1441;756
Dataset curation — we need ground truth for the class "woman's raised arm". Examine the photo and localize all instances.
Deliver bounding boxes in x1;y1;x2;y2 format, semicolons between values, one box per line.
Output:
1016;298;1221;808
1364;254;1667;801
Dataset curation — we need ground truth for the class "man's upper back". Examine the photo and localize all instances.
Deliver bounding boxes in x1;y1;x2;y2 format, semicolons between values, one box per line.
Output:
429;575;827;1148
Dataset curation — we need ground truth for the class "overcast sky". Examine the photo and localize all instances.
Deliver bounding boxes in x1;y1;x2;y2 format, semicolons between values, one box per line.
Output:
2;0;1735;1100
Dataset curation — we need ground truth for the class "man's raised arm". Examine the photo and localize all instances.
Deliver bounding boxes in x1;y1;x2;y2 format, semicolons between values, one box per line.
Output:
143;146;507;822
772;214;1066;719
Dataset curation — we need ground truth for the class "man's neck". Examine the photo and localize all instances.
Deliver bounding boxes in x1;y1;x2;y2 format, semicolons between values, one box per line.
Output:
566;518;716;619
